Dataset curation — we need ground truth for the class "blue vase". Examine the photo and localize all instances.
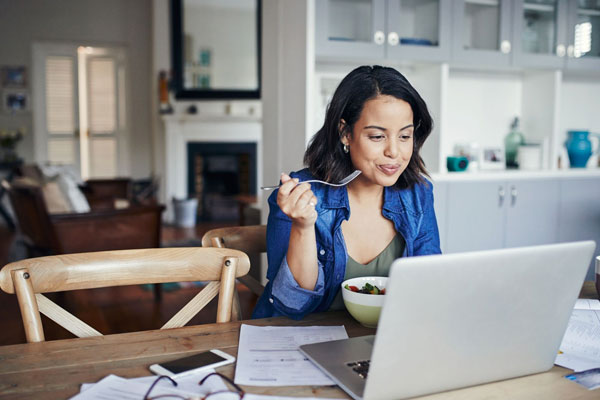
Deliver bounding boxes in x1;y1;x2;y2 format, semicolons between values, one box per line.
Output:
565;130;600;168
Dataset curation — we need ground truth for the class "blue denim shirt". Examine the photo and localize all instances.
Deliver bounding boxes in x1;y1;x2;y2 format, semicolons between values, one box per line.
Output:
252;168;441;320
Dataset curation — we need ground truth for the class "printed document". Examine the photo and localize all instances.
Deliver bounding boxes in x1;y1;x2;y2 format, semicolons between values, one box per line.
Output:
234;324;348;386
75;373;341;400
555;303;600;372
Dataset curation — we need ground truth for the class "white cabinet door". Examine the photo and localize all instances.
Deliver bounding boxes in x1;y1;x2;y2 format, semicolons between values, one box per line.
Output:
444;178;561;254
504;179;560;248
558;177;600;281
445;181;505;253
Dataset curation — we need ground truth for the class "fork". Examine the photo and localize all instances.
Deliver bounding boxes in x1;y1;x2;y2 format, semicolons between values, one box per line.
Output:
260;170;362;190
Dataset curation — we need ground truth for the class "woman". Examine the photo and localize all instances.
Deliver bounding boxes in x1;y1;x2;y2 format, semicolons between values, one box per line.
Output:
253;65;441;320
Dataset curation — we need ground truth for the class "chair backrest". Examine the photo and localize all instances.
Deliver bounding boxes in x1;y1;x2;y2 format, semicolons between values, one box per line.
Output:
201;225;267;254
202;225;266;299
0;247;250;343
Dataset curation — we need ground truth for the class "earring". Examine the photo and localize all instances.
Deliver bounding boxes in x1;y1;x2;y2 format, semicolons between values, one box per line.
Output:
343;144;349;153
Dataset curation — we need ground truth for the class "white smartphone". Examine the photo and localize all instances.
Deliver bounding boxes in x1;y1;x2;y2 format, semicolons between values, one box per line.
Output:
149;349;236;378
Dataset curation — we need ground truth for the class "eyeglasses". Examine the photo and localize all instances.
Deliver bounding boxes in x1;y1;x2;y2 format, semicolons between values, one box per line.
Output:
144;372;245;400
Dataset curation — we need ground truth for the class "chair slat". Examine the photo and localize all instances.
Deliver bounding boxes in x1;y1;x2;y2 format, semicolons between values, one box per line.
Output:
161;281;220;329
36;294;102;338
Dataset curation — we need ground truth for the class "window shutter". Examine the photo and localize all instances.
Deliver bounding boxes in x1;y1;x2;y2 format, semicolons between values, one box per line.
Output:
88;58;116;134
45;56;75;134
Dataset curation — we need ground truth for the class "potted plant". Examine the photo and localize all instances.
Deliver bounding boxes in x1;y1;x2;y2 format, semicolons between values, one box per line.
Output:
0;128;24;163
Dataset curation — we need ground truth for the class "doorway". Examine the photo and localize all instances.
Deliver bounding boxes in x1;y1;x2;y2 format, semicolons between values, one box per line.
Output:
32;42;130;179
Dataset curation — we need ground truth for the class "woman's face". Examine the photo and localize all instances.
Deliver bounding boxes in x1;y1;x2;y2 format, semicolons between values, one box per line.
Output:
341;95;414;188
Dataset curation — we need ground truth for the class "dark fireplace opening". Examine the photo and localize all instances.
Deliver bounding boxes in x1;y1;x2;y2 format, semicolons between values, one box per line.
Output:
187;142;257;222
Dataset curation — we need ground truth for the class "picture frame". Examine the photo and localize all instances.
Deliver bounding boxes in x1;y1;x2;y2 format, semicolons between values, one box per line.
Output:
3;89;29;113
480;147;505;170
1;66;26;88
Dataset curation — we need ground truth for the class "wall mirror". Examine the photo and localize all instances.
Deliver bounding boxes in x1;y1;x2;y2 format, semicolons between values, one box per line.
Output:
171;0;261;99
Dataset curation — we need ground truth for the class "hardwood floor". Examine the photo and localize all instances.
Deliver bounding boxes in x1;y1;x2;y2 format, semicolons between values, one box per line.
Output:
0;222;259;346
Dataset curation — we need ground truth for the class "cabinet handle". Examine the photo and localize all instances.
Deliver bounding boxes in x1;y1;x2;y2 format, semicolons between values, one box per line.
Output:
500;40;511;54
510;185;518;207
498;186;505;207
556;44;566;58
567;44;574;58
388;31;399;46
374;30;385;45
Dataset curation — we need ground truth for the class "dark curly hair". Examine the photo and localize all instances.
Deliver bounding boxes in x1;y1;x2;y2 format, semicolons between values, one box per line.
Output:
303;65;433;189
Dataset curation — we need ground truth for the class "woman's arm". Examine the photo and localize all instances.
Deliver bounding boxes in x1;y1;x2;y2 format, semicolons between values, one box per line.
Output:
263;173;326;319
276;173;319;289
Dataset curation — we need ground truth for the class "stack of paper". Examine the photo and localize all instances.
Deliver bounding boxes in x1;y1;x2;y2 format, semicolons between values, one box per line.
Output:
555;299;600;372
72;369;340;400
235;324;349;386
71;369;229;399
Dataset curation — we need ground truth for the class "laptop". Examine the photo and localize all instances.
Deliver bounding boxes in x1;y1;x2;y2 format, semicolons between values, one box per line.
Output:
299;241;596;400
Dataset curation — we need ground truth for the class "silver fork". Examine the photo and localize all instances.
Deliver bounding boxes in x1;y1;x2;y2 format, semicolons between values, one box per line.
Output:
260;170;362;190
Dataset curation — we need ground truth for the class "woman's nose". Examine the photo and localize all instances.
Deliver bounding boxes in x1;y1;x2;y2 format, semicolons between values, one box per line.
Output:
384;140;399;158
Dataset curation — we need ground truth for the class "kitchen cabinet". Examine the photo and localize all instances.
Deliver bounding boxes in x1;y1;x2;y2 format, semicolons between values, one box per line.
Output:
564;0;600;70
455;0;600;70
513;0;600;70
512;0;568;69
452;0;514;67
315;0;451;63
443;178;560;254
558;177;600;280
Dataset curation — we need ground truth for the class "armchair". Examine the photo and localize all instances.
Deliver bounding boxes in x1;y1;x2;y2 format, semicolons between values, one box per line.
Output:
5;179;164;256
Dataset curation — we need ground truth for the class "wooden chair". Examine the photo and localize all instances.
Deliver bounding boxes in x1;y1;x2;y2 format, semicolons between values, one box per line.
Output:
0;247;250;343
202;225;266;320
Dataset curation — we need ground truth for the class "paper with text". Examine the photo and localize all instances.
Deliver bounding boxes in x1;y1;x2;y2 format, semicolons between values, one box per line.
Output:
555;306;600;372
71;374;213;399
234;324;348;386
76;373;343;400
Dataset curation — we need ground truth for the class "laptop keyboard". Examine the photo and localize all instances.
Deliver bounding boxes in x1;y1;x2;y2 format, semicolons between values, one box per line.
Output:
346;360;370;379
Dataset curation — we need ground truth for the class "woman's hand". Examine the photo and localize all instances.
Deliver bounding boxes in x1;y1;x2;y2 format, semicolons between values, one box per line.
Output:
277;173;318;228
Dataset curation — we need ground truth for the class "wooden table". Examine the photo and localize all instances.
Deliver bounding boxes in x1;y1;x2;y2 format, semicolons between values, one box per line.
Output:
0;310;596;400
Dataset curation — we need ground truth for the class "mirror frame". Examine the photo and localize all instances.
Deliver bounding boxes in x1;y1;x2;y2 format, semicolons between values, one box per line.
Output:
171;0;262;99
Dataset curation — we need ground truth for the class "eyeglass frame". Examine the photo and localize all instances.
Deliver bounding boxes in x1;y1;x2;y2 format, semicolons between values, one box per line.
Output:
144;371;245;400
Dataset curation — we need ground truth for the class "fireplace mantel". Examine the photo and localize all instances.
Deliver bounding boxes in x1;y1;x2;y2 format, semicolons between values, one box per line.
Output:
162;114;262;223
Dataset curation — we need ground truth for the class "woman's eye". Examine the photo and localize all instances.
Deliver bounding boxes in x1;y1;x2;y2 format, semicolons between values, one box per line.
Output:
400;134;412;141
368;135;385;141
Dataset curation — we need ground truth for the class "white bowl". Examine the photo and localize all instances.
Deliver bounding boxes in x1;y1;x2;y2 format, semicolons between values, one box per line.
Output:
341;276;388;328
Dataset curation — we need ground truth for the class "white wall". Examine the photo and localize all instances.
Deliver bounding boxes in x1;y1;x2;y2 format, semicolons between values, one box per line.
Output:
0;0;153;178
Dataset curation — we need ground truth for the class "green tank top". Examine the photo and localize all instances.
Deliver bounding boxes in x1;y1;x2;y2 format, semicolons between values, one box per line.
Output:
329;234;405;311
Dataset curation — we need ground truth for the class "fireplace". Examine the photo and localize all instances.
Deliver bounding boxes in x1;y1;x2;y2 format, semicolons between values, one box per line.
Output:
188;142;257;222
161;114;262;224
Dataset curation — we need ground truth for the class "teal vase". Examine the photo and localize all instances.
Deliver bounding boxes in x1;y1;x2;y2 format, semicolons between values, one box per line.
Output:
565;131;600;168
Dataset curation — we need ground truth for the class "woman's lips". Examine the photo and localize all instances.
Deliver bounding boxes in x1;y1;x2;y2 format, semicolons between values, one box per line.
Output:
378;164;401;175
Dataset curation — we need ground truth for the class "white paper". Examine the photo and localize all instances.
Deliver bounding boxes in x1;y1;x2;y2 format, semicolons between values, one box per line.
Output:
574;299;600;311
75;369;229;398
560;319;600;360
71;375;207;400
556;306;600;371
77;373;342;400
555;353;600;372
243;395;342;400
234;324;348;386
